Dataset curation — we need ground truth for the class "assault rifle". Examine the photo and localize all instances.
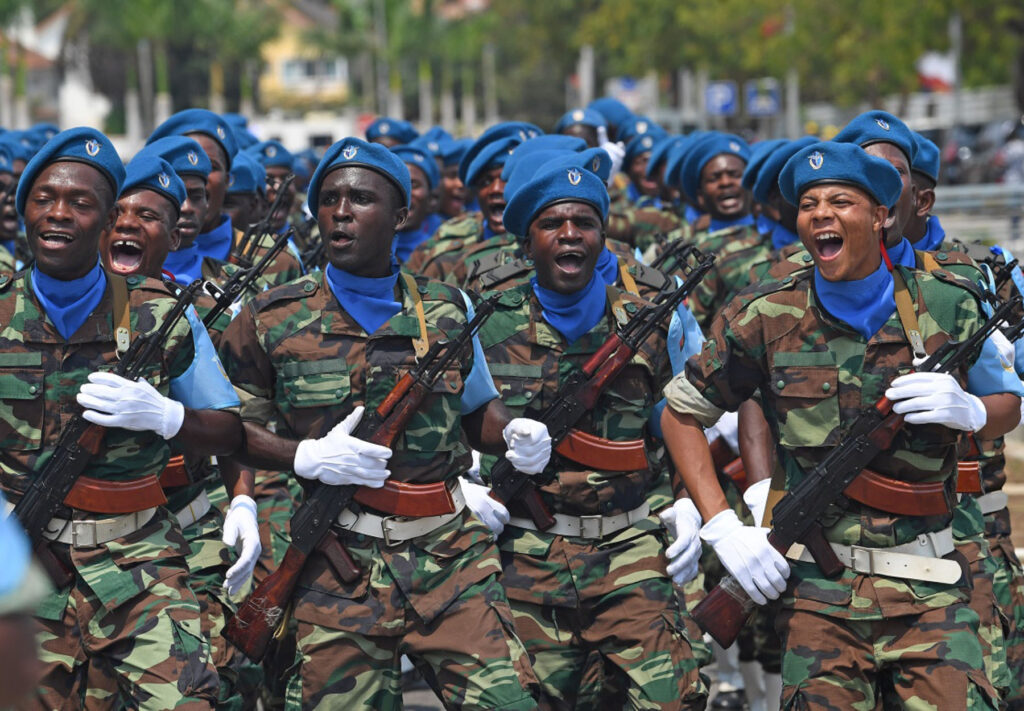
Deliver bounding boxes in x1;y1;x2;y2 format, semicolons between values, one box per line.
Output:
299;230;324;273
224;294;500;661
694;295;1023;648
13;279;203;583
203;227;295;328
650;238;696;273
488;247;715;529
230;174;296;269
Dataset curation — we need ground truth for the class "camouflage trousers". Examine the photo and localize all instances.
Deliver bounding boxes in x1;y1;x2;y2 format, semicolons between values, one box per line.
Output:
178;496;263;710
986;509;1024;709
284;510;538;710
21;508;219;710
777;603;998;710
959;536;1011;701
498;522;708;710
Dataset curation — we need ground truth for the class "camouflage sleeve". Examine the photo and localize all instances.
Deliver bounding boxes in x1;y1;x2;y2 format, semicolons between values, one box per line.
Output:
218;303;279;425
663;295;767;427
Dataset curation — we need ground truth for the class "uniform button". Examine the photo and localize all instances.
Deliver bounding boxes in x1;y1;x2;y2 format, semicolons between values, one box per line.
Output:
523;391;533;399
936;251;947;261
126;276;139;285
28;385;37;394
335;389;345;397
625;303;638;313
783;276;793;284
822;382;831;392
776;379;785;389
418;286;429;294
303;282;315;293
802;254;812;263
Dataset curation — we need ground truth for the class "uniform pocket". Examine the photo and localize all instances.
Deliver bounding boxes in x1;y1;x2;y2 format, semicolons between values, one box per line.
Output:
769;365;840;449
0;359;44;451
279;357;351;409
489;364;544;411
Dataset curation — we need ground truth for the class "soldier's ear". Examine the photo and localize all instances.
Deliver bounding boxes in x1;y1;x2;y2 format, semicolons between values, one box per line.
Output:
168;224;181;252
394;205;409;231
915;187;936;217
876;205;893;234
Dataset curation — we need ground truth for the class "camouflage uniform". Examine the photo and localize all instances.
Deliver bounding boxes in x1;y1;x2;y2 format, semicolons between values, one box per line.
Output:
218;271;538;711
607;203;686;255
402;212;484;278
478;283;708;710
664;265;1002;709
426;231;521;287
230;228;305;288
0;272;219;710
0;243;13;272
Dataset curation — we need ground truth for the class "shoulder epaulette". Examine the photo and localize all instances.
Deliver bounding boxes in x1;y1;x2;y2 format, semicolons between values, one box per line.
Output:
948;240;1000;266
0;272;12;292
627;263;672;293
407;274;468;310
491;283;531;309
253;273;321;309
925;266;984;300
478;259;533;289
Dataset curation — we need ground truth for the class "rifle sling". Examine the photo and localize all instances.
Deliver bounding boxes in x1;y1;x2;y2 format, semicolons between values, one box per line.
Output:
110;274;132;357
400;273;430;359
892;268;927;359
618;260;639;297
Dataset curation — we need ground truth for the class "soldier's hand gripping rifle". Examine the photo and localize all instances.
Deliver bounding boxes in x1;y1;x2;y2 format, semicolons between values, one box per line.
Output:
12;279;204;583
488;248;715;529
694;295;1023;648
230;174;296;269
202;227;296;328
224;295;500;662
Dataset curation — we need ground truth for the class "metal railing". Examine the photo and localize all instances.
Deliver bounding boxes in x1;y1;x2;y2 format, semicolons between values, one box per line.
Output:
932;183;1024;248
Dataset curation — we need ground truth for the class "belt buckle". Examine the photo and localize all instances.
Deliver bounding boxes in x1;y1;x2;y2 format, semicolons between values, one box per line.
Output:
381;515;402;547
579;515;604;539
849;545;875;575
71;520;97;548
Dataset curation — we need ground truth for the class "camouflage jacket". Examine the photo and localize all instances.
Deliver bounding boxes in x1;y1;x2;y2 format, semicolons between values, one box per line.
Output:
607;203;686;254
685;223;773;332
0;244;12;273
478;283;672;517
230;228;305;288
0;272;195;492
665;265;989;619
402;211;485;277
425;231;520;287
219;271;473;484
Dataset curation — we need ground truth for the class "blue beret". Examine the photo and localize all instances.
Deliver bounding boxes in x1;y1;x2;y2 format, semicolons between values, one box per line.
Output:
545;147;613;183
414;127;453;158
503;149;573;202
307;137;411;213
618;115;666;145
911;132;940;183
121;155;186;210
135;136;212;179
221;113;249;131
0;133;36;164
392;144;441;190
17;127;125;216
501;135;587;181
644;136;683;178
442;137;473;168
503;163;610;238
624;133;662;165
248;140;293;169
0;142;13;174
680;133;750;202
587;97;633;128
554;108;607;133
226;151;266;195
458;122;543;184
232;128;259;151
833;110;916;166
463;136;521;189
752;136;818;205
663;131;707;189
148;109;239;169
779;141;902;210
31;122;60;141
365;117;419;145
741;139;788;191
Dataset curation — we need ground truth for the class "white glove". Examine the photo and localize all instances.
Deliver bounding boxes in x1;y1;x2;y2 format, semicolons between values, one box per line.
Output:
293;406;392;486
743;479;771;528
704;410;739;453
886;372;987;431
463;480;510;535
700;509;790;606
600;139;626;188
660;498;702;585
222;495;261;596
503;418;552;475
76;371;185;439
465;450;484;485
991;330;1015;370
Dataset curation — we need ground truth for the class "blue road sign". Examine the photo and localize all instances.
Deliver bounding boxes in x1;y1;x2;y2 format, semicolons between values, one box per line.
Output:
705;81;738;117
745;78;781;117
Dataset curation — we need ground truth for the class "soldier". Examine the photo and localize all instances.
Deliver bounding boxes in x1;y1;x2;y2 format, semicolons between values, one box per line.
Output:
222;151;268;235
661;140;1022;708
438;137;472;219
248;139;299;235
391;143;443;262
905;132;945;251
1;126;246;709
0;133;34;269
553;107;607;148
365;116;419;148
218;137;549;710
469;161;708;710
98;153;263;709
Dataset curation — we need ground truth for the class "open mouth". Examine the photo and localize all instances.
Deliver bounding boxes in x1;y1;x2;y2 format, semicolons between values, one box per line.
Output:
814;231;844;261
486;200;506;224
554;249;587;276
329;231;354;250
38;230;74;250
108;238;144;274
716;191;742;212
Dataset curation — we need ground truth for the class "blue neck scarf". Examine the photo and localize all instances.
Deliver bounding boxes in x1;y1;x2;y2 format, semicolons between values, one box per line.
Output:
532;273;607;344
31;258;107;340
626;181;642;204
770;222;800;250
915;215;946;252
196;214;233;262
594;246;620;286
394;223;434;263
163;244;204;285
813;260;895;340
709;214;755;233
756;214;776;236
482;221;499;242
886;237;916;269
1;239;13;256
684;204;703;225
324;263;401;335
